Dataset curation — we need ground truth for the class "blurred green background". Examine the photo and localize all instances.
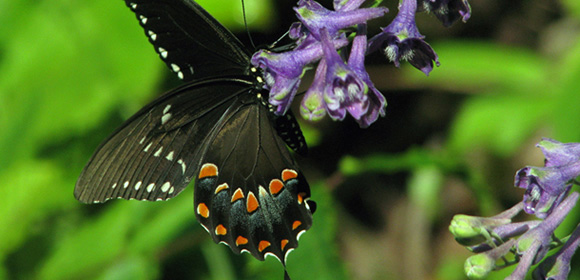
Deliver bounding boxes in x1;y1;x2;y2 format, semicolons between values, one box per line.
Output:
2;0;580;279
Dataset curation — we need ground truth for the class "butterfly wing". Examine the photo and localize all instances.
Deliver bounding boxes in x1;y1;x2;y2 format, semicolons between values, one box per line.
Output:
75;78;253;203
125;0;251;81
193;99;314;263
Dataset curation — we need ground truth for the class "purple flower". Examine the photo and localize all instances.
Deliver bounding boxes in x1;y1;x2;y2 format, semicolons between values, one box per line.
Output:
251;37;348;115
295;0;387;39
417;0;471;27
537;138;580;167
254;0;389;126
514;138;580;219
508;192;579;280
368;0;440;76
347;27;386;127
300;59;328;121
299;25;386;127
319;28;368;121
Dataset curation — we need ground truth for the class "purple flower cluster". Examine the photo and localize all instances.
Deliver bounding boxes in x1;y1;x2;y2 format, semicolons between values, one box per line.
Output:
450;138;580;279
251;0;471;127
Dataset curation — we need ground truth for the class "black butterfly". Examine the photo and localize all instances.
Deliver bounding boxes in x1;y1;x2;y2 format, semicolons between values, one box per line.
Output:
74;0;315;276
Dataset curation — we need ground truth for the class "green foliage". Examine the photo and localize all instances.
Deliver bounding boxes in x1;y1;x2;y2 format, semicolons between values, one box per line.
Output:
0;1;341;279
2;0;580;279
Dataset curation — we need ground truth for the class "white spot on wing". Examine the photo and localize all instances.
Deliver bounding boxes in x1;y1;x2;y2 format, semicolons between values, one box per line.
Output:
264;252;281;262
158;47;168;59
129;3;137;9
147;30;157;41
161;182;171;192
166;151;174;161
199;223;210;233
139;15;147;24
169;187;175;194
111;183;117;189
139;136;146;144
161;113;171;125
258;186;269;198
284;248;295;264
177;159;186;174
297;229;307;241
146;183;155;192
144;142;152;152
123;181;129;189
177;71;184;80
163;104;172;114
134;181;142;191
154;147;163;157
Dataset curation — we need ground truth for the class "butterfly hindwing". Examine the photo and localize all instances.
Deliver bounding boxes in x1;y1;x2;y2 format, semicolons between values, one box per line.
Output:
193;99;313;263
75;78;254;203
125;0;251;81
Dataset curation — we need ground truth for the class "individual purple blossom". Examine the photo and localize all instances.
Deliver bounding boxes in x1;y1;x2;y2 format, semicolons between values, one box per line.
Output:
368;0;440;76
514;138;580;219
417;0;471;27
295;0;388;40
346;26;386;127
300;59;328;121
319;28;369;122
537;138;580;167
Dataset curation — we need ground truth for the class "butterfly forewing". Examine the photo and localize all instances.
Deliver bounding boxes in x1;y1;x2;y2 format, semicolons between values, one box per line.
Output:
125;0;251;81
75;79;254;203
193;99;313;262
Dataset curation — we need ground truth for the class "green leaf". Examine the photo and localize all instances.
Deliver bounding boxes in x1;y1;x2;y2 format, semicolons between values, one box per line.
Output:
448;93;553;156
0;0;163;166
0;161;73;259
405;41;548;93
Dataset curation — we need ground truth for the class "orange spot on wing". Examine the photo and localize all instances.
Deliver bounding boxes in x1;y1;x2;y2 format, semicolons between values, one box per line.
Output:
214;183;229;194
236;236;248;246
199;163;218;179
231;188;244;203
281;239;289;251
215;224;227;235
269;179;284;195
297;193;304;204
197;203;209;218
246;192;259;213
258;240;271;252
292;220;302;230
281;169;298;181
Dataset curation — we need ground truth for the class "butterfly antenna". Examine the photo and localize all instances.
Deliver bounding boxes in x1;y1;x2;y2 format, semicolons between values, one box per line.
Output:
241;0;256;49
269;30;291;49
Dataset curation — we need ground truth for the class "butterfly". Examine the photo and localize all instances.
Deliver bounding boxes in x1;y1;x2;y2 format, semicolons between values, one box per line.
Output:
74;0;316;277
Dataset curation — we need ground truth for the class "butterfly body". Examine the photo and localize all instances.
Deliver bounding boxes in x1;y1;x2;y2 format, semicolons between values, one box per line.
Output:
75;0;314;270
